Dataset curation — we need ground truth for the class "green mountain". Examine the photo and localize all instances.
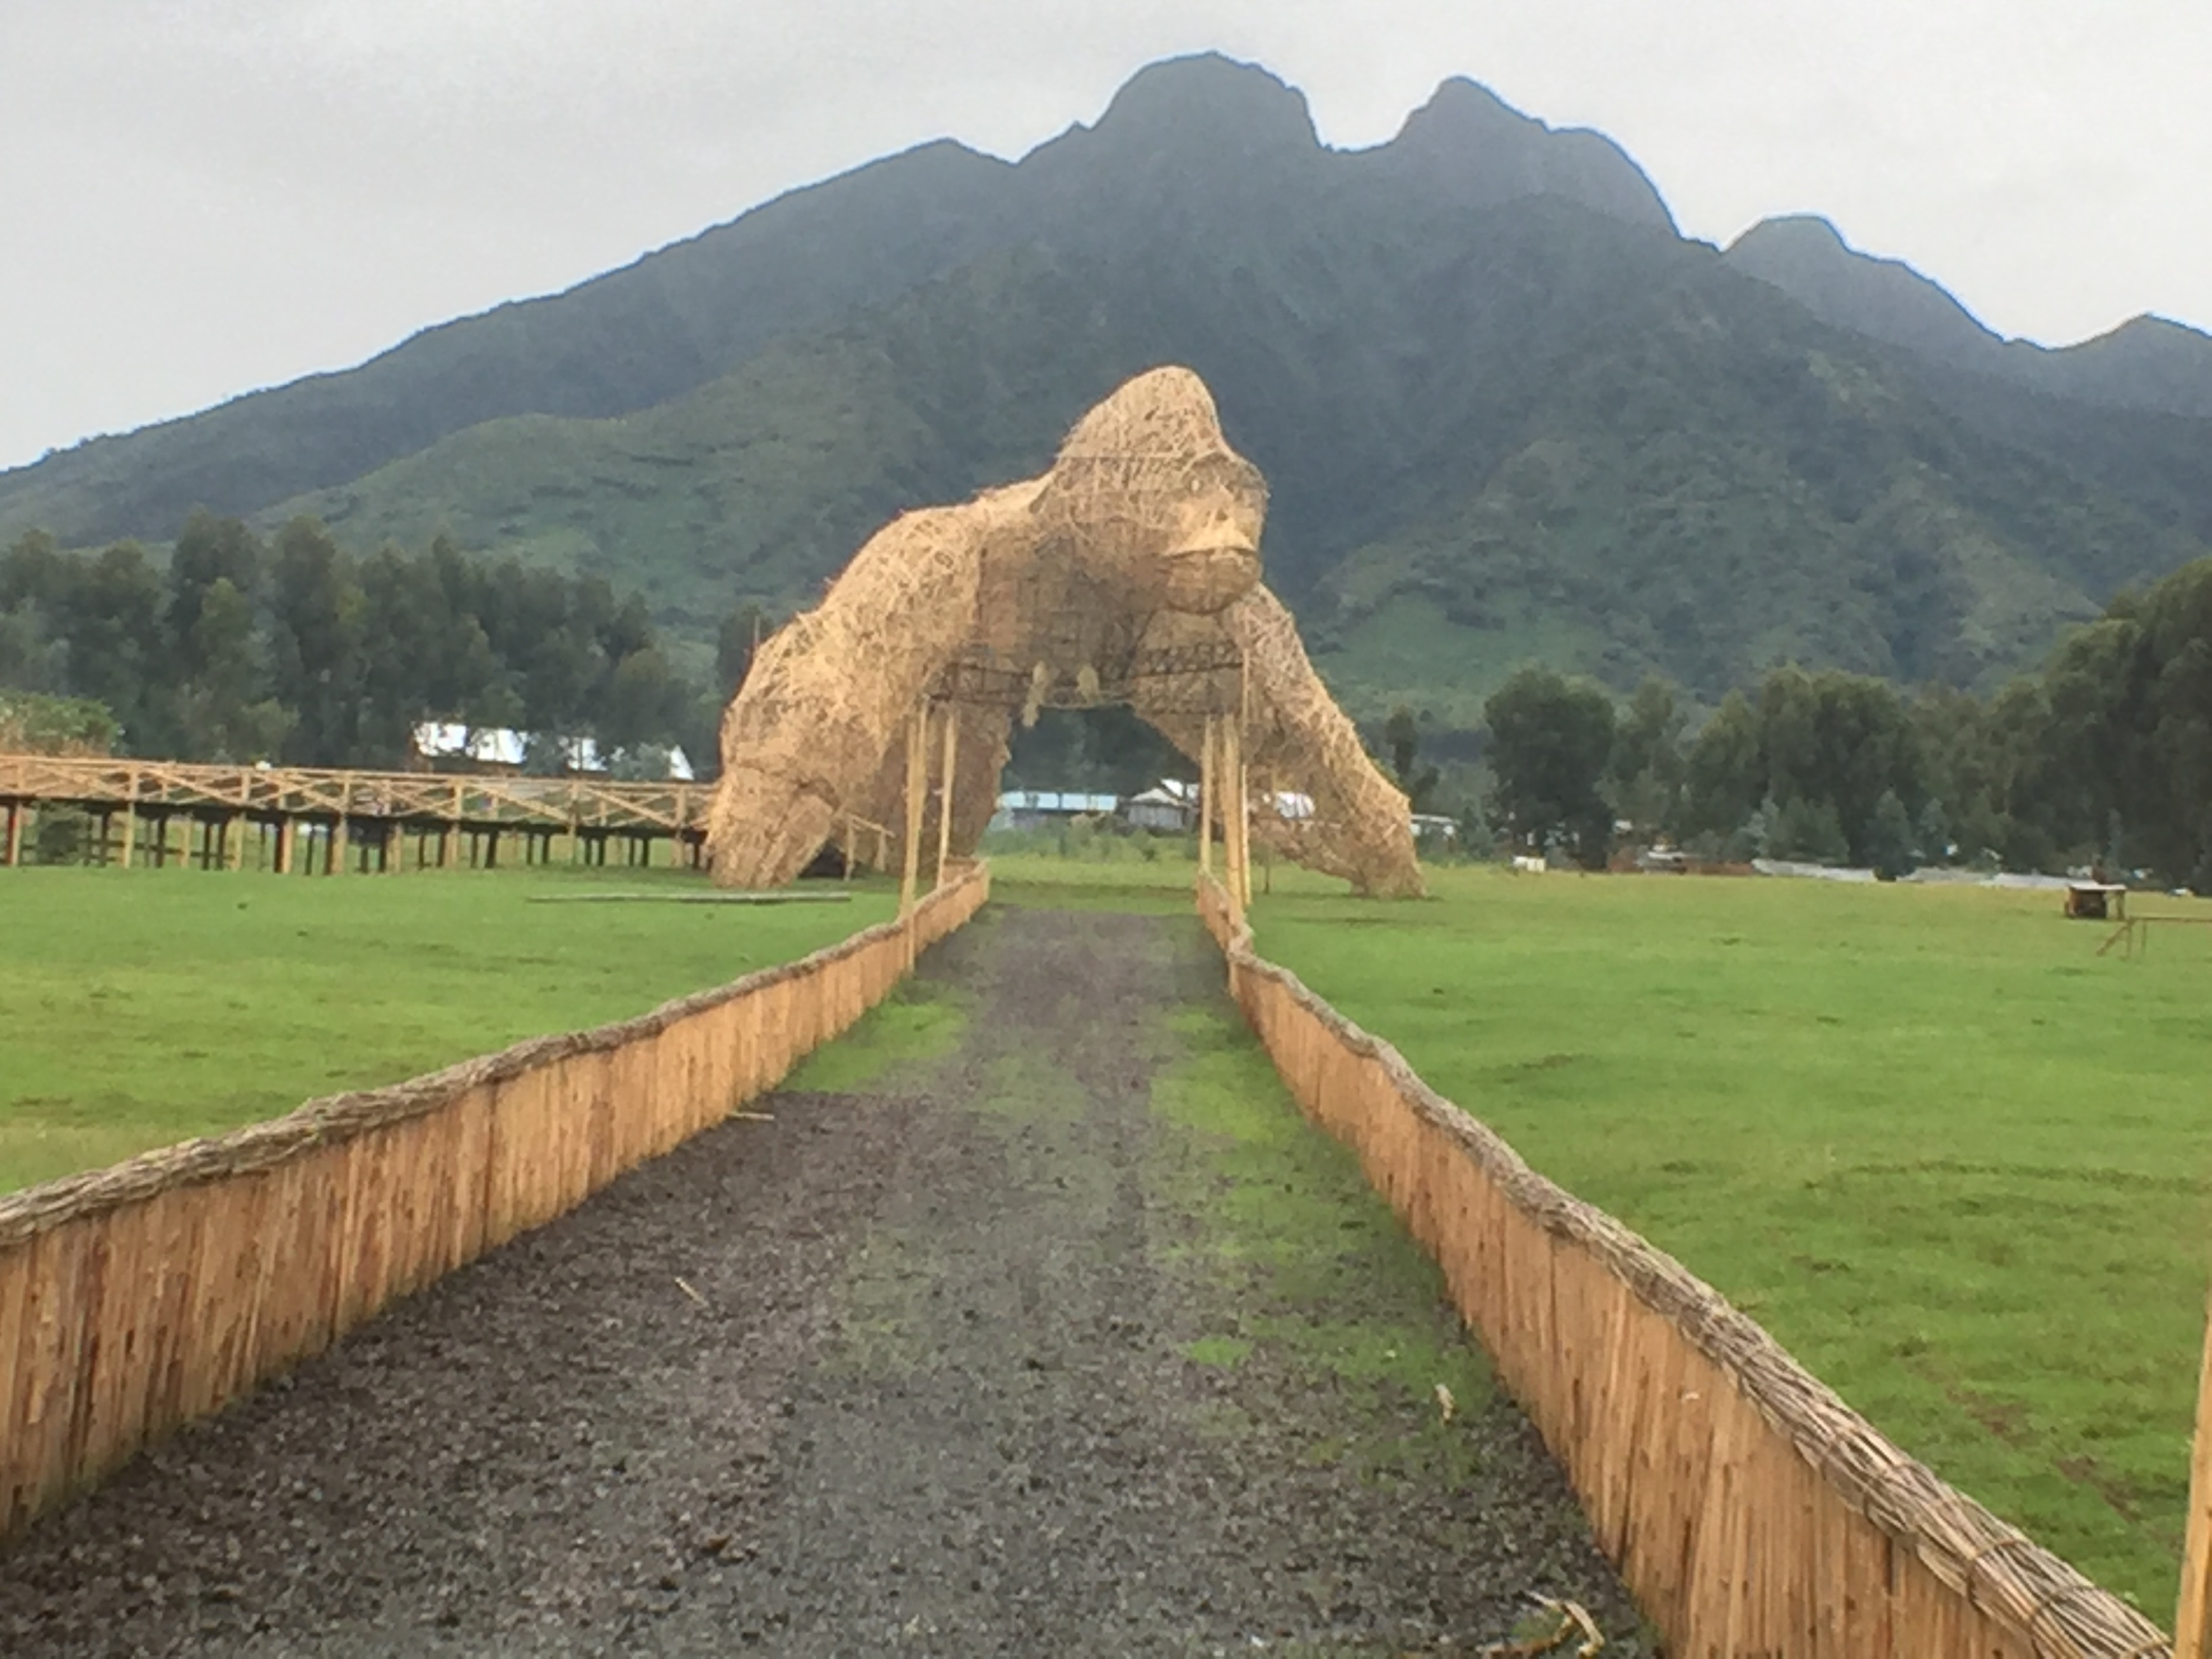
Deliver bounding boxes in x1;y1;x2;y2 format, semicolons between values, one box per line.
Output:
1726;214;2212;419
1723;215;2212;548
5;54;2208;731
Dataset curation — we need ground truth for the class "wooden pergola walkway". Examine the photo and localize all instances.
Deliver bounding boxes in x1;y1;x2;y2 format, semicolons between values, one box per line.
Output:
0;753;711;874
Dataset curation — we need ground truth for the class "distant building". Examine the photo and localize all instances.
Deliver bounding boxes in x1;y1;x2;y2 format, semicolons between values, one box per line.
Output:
989;789;1120;831
1120;780;1317;833
1124;779;1198;832
1410;811;1458;845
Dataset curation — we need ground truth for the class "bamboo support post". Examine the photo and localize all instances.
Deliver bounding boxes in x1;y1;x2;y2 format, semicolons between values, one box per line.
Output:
899;703;927;918
2177;1285;2212;1656
1235;653;1254;909
1220;714;1247;922
1199;714;1216;876
1237;752;1253;909
935;705;960;888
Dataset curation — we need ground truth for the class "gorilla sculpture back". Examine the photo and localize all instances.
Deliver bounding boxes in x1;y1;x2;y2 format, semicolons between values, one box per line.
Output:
706;367;1423;897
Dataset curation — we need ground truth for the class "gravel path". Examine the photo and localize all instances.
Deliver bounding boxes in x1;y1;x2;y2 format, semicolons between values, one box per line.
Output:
1;903;1647;1656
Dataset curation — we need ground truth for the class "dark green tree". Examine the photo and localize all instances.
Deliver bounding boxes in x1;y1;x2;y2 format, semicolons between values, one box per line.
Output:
1482;666;1616;865
1865;788;1918;878
1607;675;1687;840
60;542;165;750
598;644;689;756
173;577;288;759
715;602;772;701
1381;705;1440;812
1681;690;1762;844
268;517;367;765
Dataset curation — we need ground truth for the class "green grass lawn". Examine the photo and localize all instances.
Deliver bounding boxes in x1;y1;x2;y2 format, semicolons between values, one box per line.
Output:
1248;864;2212;1616
0;865;897;1195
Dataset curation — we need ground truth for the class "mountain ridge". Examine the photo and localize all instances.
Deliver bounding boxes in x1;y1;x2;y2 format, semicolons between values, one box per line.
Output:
1725;212;2212;419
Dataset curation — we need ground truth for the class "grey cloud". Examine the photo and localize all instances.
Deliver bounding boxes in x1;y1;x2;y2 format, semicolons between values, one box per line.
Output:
4;0;2207;470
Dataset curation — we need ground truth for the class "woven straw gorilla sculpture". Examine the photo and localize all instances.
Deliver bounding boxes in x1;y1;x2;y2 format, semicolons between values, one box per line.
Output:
706;367;1423;897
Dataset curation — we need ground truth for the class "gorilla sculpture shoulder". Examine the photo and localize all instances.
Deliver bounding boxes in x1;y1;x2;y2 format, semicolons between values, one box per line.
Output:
706;367;1423;897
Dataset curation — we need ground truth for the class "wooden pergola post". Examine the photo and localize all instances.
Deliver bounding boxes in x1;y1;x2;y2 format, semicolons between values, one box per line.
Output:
3;802;20;867
935;707;960;888
1198;714;1216;878
1220;714;1246;922
331;816;349;876
274;816;293;875
119;773;138;869
899;703;928;918
1236;745;1253;909
1235;652;1254;909
2176;1288;2212;1657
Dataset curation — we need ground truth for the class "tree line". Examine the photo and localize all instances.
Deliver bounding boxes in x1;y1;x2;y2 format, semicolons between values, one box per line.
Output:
0;513;770;775
1481;555;2212;888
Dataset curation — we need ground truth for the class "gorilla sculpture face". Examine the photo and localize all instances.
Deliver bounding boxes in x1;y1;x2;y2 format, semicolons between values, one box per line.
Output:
1032;367;1267;617
1153;451;1267;614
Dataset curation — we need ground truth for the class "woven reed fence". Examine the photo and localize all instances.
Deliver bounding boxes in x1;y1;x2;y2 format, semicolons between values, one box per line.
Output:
0;863;989;1544
1196;874;2169;1659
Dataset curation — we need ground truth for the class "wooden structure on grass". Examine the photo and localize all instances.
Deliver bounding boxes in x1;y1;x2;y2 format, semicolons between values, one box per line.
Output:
0;753;784;875
708;367;1423;906
2095;911;2212;958
2066;880;2129;921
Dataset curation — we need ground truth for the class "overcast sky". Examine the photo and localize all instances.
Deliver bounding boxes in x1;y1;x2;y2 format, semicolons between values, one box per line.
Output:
5;0;2209;472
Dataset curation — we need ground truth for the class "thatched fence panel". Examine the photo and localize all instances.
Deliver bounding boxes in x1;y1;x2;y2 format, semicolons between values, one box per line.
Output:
1195;873;2167;1658
0;866;987;1544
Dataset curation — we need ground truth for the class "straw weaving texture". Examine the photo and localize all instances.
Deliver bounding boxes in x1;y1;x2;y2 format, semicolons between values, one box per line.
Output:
708;367;1422;897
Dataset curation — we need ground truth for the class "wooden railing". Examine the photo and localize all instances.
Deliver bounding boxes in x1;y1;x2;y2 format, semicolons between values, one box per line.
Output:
0;862;990;1542
1195;872;2169;1659
0;752;705;832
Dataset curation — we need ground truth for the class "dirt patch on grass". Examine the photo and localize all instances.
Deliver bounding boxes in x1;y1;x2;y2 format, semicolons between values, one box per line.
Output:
0;904;1646;1655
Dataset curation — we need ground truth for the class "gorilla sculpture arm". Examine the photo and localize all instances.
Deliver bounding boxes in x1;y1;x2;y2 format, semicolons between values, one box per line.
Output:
706;367;1423;898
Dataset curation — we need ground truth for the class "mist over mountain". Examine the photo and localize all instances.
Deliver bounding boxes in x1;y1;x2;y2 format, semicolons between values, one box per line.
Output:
5;53;2207;729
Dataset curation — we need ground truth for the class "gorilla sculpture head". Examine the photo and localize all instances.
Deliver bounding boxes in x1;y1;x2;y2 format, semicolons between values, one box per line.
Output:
1029;367;1267;617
